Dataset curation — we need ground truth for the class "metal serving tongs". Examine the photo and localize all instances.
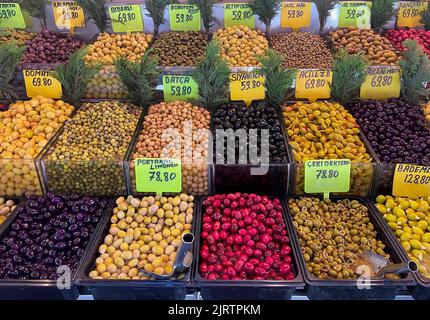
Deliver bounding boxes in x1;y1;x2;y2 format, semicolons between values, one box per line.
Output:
139;233;195;280
353;251;418;279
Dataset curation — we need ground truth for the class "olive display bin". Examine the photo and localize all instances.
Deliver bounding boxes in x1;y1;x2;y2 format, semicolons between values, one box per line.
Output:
368;201;430;300
192;195;305;300
283;196;416;300
0;197;113;300
211;101;292;197
75;197;200;300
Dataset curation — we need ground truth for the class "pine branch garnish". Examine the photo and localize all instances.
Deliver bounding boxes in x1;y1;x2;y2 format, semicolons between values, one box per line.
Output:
371;0;395;32
188;0;216;35
51;48;101;106
192;40;230;110
313;0;337;34
257;49;295;107
331;49;367;105
400;40;430;105
145;0;171;36
0;43;25;102
249;0;281;40
78;0;110;33
19;0;49;29
115;50;160;108
420;3;430;31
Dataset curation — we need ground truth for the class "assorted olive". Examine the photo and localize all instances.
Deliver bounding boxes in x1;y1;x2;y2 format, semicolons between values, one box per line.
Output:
89;194;194;279
376;195;430;279
0;198;17;225
0;29;35;45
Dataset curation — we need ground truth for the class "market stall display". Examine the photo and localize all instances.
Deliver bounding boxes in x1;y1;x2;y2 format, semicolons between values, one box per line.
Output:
385;29;430;58
0;29;35;45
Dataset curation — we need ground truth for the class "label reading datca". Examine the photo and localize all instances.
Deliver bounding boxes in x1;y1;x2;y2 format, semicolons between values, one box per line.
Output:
169;4;200;31
135;158;182;194
0;3;26;29
305;159;351;198
162;75;199;102
280;2;311;31
109;5;144;32
338;1;371;29
393;164;430;198
224;3;255;28
230;72;265;107
23;70;62;99
52;1;85;30
295;69;332;102
360;66;401;100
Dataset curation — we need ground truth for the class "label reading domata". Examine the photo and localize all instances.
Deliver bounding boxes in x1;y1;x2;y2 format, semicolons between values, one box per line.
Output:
305;159;351;199
0;3;26;29
224;3;255;28
360;66;401;100
52;1;85;30
162;75;199;102
338;1;371;29
109;5;144;32
280;2;312;31
229;72;265;106
393;164;430;198
135;158;182;195
23;70;62;99
295;69;332;102
169;4;200;31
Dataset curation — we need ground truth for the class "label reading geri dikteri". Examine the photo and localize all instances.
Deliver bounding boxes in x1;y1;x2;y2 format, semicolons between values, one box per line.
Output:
305;159;351;198
109;5;144;32
23;69;63;99
397;1;427;28
280;2;312;31
169;4;201;31
162;75;199;102
229;72;265;106
52;1;85;30
360;66;401;100
295;69;332;102
135;158;182;194
393;164;430;198
0;3;26;29
338;1;371;29
224;3;255;28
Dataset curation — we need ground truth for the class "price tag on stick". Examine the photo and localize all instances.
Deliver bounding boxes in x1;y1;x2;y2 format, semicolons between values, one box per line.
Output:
23;70;62;99
295;69;332;102
135;158;182;195
360;66;400;100
224;3;255;28
393;164;430;198
169;4;200;31
230;72;265;106
305;159;351;199
52;1;85;30
162;75;199;102
397;1;427;28
0;3;26;29
280;2;311;31
338;1;371;28
109;5;144;32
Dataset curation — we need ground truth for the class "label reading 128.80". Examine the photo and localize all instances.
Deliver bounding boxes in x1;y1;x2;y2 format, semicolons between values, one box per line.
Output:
393;164;430;198
305;159;351;198
135;158;182;194
162;75;199;102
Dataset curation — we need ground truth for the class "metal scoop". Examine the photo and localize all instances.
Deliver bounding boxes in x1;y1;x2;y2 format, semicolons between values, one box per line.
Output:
139;232;195;280
353;251;418;279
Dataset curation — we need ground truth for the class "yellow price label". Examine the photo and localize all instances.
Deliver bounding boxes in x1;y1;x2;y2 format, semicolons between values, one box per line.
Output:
280;2;312;31
23;70;62;99
0;3;26;29
397;1;427;28
360;66;401;100
224;3;255;28
338;1;371;29
52;1;85;30
229;72;265;106
393;164;430;198
295;69;332;102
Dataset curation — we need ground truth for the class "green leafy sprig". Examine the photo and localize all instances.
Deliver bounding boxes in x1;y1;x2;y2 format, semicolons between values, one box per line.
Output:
78;0;110;33
371;0;396;32
0;43;25;101
145;0;171;36
313;0;337;34
249;0;281;39
188;0;216;35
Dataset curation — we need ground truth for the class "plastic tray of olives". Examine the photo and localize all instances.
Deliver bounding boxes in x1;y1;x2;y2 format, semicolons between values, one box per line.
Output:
368;199;430;300
283;196;415;300
192;195;305;300
211;101;292;197
0;196;113;300
75;197;199;300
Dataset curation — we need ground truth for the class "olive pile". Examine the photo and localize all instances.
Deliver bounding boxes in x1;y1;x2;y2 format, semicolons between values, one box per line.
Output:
151;31;207;66
85;65;128;99
0;29;35;45
213;103;288;164
0;198;16;225
376;195;430;279
282;101;373;196
289;197;391;280
89;194;194;279
44;101;141;196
